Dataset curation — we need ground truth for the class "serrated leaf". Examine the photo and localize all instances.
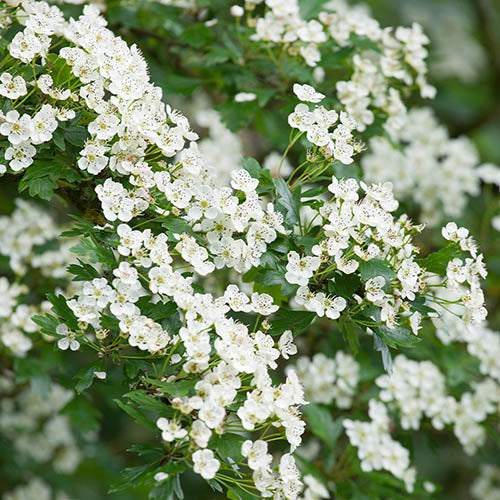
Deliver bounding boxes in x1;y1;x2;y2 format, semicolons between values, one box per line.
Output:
375;325;421;348
359;259;396;283
209;433;245;461
67;259;101;281
124;390;168;412
74;362;99;394
268;309;316;336
274;177;300;225
32;313;59;336
417;245;464;275
114;398;156;430
47;293;79;330
64;127;89;147
109;464;152;493
144;377;195;398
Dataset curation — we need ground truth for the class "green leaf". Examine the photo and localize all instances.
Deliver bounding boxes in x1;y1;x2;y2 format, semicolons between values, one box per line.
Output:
32;313;59;336
67;259;101;281
53;129;66;151
416;245;464;275
359;259;396;283
74;362;99;394
100;314;120;331
302;404;344;447
180;24;214;48
159;74;203;96
109;464;152;493
268;309;316;336
340;318;360;355
64;126;89;147
254;268;298;297
274;177;300;225
114;398;156;430
216;100;256;132
18;160;69;201
161;217;196;240
46;293;79;330
124;390;168;412
137;298;177;322
329;273;361;298
149;479;175;500
144;377;196;398
209;433;245;461
374;325;421;348
71;235;116;269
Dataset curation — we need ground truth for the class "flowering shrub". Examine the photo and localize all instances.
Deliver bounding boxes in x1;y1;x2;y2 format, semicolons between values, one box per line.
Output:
0;0;499;499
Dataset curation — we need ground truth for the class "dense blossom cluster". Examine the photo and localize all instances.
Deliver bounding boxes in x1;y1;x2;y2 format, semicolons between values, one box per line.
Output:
0;373;80;500
362;108;497;224
344;399;416;492
0;1;497;499
288;177;486;329
0;201;76;356
402;2;487;84
246;0;435;131
293;351;359;408
0;2;310;494
471;465;500;500
376;355;500;455
0;199;74;276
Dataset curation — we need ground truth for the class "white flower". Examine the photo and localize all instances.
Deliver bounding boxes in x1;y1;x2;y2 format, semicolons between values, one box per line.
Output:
157;417;188;442
56;324;80;351
230;5;245;17
4;141;36;172
234;92;257;102
0;72;27;99
285;251;321;286
241;440;272;471
0;110;31;145
293;83;325;103
279;330;297;359
192;449;220;480
230;169;259;192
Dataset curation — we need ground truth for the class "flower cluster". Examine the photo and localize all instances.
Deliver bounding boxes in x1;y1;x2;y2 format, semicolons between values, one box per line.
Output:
0;373;81;476
246;0;435;131
293;351;359;408
0;1;495;499
344;399;416;492
376;355;500;455
471;464;500;500
289;84;359;164
361;108;499;225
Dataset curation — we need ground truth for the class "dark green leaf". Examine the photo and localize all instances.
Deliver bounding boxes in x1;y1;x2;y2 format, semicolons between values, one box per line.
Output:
417;245;464;275
74;362;99;394
359;259;396;283
209;433;245;461
375;325;421;348
268;309;316;336
144;377;195;398
274;177;300;225
46;293;79;330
